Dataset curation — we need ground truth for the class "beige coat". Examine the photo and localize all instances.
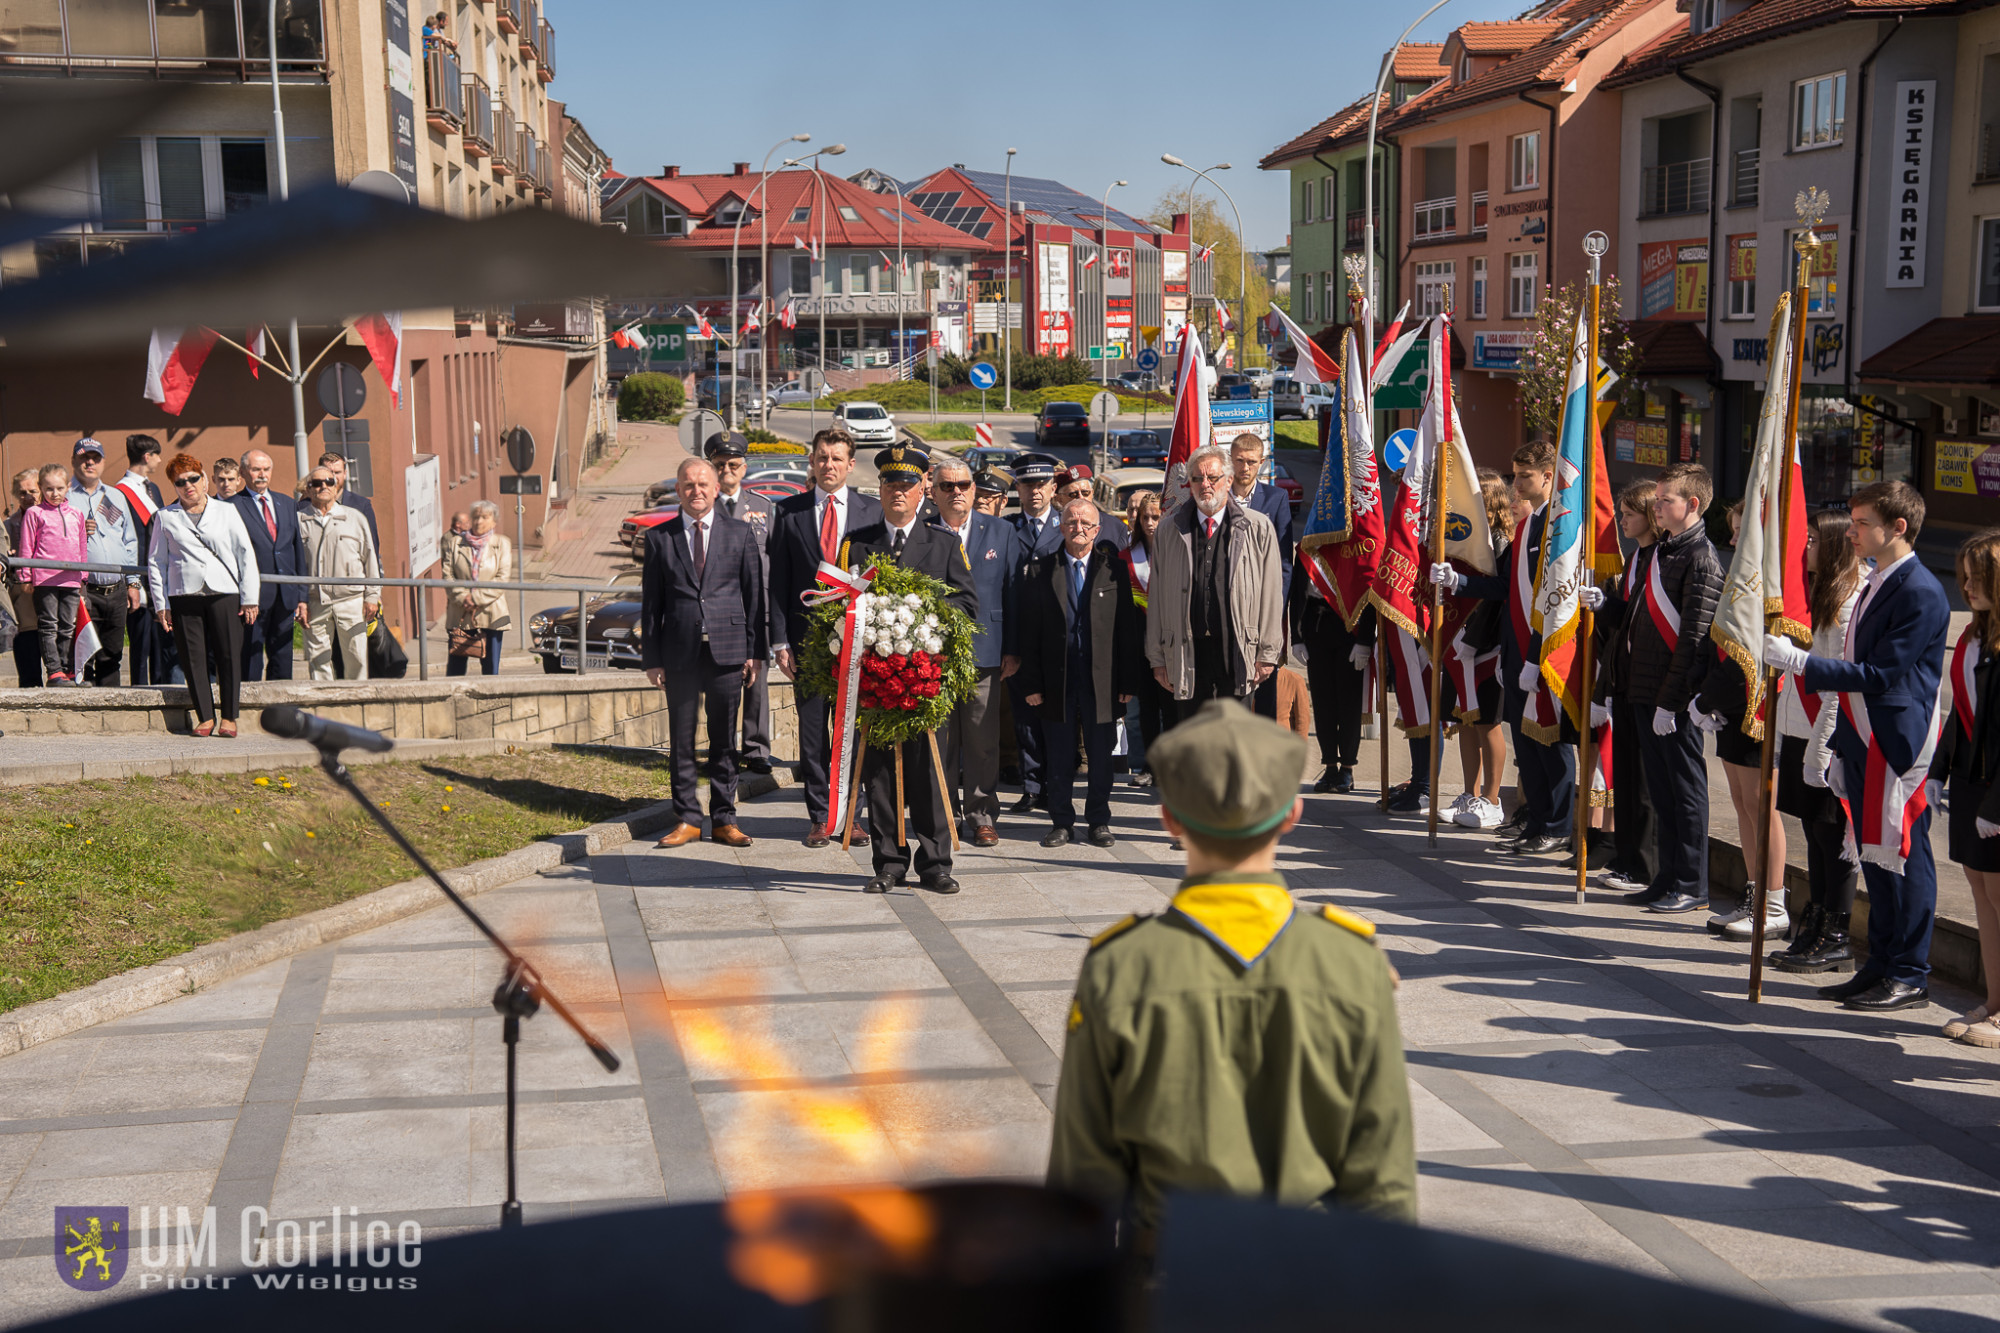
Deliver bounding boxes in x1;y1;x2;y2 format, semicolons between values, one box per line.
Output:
298;503;381;604
1144;497;1283;699
444;532;513;632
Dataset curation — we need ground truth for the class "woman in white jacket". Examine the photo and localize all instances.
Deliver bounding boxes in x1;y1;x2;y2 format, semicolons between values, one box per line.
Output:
1766;509;1864;969
146;452;260;738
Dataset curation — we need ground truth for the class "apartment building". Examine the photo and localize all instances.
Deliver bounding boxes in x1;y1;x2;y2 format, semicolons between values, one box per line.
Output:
0;0;603;632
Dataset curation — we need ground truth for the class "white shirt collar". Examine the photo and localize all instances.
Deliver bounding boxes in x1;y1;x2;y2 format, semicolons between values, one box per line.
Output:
818;484;847;509
888;518;918;540
1868;550;1916;588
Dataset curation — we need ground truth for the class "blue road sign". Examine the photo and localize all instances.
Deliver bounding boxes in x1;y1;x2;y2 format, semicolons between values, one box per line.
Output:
1136;348;1160;372
1384;428;1418;474
968;361;998;390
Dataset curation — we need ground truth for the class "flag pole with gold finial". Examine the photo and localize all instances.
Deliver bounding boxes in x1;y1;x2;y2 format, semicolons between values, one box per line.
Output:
1573;231;1609;904
1345;253;1393;812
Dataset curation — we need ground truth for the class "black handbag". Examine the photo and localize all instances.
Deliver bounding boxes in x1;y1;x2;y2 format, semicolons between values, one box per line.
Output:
368;614;410;678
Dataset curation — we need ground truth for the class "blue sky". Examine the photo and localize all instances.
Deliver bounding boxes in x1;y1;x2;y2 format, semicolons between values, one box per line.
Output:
555;0;1528;251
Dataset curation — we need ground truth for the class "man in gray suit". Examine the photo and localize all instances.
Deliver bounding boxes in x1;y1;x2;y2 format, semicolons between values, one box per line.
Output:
932;453;1020;847
643;458;764;849
705;433;776;777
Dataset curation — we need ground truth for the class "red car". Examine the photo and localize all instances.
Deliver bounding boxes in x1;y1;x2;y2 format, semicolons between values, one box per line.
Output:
1271;463;1305;515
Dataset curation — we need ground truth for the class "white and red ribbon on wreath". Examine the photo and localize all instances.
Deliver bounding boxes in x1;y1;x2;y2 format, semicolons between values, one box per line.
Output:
808;561;876;839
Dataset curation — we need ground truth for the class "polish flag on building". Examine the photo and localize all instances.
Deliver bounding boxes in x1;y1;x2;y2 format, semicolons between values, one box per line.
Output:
794;233;820;262
143;326;219;416
1080;251;1099;270
779;300;797;330
691;314;719;340
610;324;646;351
246;327;267;379
740;305;762;337
1196;243;1215;263
353;312;403;408
1214;296;1235;333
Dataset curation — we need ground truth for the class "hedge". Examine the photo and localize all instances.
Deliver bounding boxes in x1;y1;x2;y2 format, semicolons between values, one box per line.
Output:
617;373;685;421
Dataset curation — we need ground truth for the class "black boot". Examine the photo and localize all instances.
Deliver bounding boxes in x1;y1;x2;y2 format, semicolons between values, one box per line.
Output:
1769;903;1824;969
1780;909;1856;974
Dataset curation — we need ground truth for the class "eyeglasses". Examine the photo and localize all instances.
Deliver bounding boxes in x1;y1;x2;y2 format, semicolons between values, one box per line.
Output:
171;475;203;488
307;478;338;488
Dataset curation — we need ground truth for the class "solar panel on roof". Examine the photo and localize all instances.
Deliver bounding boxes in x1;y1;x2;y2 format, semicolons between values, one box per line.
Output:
970;222;992;239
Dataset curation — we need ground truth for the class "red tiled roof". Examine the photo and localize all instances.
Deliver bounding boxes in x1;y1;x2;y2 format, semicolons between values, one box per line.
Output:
602;169;996;252
1454;19;1567;52
1858;316;2000;385
1393;42;1450;77
1260;92;1387;169
1398;0;1652;122
1604;0;1979;87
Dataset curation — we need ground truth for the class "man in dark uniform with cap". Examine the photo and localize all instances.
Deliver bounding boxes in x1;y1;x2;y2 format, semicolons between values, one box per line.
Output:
704;432;776;776
842;443;979;894
974;466;1012;518
1048;699;1416;1239
1008;452;1065;814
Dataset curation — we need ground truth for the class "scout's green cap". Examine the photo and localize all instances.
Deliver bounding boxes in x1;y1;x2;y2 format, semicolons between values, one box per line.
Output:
1149;699;1306;838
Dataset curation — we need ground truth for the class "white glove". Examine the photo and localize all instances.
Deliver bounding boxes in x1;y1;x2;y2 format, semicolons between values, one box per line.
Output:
1803;762;1829;789
1590;702;1611;730
1290;642;1309;667
1827;763;1847;799
1978;817;2000;840
1653;706;1677;736
1518;662;1540;692
1428;561;1461;593
1763;633;1809;676
1349;643;1372;670
1690;708;1725;734
1578;584;1605;610
1926;779;1944;810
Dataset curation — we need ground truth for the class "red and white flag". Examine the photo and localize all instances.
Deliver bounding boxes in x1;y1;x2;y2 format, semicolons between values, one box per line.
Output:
1080;251;1099;270
610;324;646;350
1266;303;1338;391
1214;296;1235;333
246;327;267;379
740;305;762;337
1196;243;1215;263
692;314;719;340
71;598;103;675
1162;323;1211;510
779;299;797;330
1370;302;1419;392
143;326;219;416
353;312;403;408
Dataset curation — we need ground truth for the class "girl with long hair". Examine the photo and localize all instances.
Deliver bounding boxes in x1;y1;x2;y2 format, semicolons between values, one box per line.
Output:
1933;529;2000;1045
1769;509;1865;967
1446;471;1513;829
1122;490;1168;786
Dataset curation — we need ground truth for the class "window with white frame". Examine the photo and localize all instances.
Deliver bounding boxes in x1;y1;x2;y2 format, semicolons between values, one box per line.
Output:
1415;260;1455;317
95;135;268;232
1508;252;1539;317
1458;53;1472;82
1301;180;1314;223
1977;217;2000;311
1792;72;1846;149
1471;255;1488;318
1322;176;1336;221
1509;132;1540;190
1300;269;1315;323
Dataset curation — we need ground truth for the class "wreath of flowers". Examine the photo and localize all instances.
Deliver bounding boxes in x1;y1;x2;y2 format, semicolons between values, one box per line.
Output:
797;557;980;748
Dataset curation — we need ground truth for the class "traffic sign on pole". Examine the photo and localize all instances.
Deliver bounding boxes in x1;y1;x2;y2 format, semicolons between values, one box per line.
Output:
1383;427;1418;474
1135;347;1160;372
1086;345;1125;361
967;361;998;390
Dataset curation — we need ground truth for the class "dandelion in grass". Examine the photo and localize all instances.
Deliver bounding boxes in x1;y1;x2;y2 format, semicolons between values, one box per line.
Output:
254;777;270;787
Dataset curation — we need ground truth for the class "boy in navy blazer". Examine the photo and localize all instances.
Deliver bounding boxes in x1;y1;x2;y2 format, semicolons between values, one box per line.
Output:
1767;481;1950;1012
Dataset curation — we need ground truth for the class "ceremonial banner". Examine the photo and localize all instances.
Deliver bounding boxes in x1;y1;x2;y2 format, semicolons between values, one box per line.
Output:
1406;315;1493;653
1711;292;1809;737
1299;329;1384;628
1533;305;1594;732
1162;322;1211;509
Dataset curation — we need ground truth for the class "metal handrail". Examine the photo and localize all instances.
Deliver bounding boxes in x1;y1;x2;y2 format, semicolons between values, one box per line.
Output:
423;44;464;128
1413;195;1457;240
1641;158;1711;217
5;557;631;682
1733;148;1760;205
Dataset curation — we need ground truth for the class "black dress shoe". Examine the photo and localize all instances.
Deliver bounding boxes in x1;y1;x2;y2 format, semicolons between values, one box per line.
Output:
1041;827;1073;848
923;875;960;895
1313;770;1338;794
1507;834;1570;856
1009;793;1039;815
1819;973;1881;1002
1843;980;1930;1012
863;874;897;894
1088;825;1116;848
1333;767;1355;794
744;758;773;776
803;830;831;848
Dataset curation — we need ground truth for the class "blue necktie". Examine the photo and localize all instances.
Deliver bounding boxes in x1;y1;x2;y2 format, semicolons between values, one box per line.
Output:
1070;558;1086;606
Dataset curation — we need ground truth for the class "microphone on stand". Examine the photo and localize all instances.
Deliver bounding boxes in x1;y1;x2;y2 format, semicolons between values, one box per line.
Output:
260;704;395;754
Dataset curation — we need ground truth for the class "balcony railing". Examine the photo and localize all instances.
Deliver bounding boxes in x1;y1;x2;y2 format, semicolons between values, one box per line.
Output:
537;17;555;80
1641;158;1711;217
518;128;539;193
1733;148;1760;205
534;138;554;197
423;45;464;131
1471;190;1489;236
462;75;495;158
491;109;518;177
1344;209;1382;250
1413;195;1457;240
0;0;326;76
496;0;522;35
520;0;542;58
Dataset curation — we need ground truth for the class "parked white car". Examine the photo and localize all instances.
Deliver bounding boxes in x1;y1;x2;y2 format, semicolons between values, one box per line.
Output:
833;401;897;444
1272;376;1337;420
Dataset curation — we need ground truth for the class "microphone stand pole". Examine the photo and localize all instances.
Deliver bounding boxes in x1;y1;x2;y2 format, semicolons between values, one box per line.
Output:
313;747;621;1227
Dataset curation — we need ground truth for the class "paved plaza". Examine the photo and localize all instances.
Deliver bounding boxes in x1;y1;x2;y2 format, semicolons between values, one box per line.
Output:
2;777;1999;1329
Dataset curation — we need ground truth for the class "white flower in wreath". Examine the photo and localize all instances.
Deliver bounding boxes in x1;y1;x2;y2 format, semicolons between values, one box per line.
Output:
828;631;844;655
903;594;921;609
923;636;943;654
894;637;914;656
921;614;938;629
873;640;893;657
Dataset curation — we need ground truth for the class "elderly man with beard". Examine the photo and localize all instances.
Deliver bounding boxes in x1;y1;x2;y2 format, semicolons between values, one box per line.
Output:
1147;444;1283;723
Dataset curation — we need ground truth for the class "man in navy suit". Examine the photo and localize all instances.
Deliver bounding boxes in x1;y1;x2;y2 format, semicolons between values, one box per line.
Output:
932;453;1020;846
1229;433;1297;719
1768;480;1950;1012
232;449;308;680
644;458;764;850
770;428;883;847
1007;452;1065;813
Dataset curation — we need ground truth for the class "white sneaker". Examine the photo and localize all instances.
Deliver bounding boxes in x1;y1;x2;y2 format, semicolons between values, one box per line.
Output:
1473;798;1504;830
1449;793;1480;827
1597;867;1644;893
1722;890;1790;941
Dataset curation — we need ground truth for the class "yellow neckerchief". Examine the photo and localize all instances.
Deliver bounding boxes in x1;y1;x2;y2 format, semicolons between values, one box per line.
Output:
1170;871;1295;969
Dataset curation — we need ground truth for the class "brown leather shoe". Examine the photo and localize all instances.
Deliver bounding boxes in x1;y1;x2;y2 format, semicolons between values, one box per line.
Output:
712;824;753;848
972;825;999;848
654;823;701;848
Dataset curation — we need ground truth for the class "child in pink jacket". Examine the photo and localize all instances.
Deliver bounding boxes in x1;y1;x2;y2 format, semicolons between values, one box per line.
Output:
19;463;86;684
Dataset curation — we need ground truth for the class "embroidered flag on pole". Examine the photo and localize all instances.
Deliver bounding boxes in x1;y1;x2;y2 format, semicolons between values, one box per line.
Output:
143;326;219;416
1531;304;1595;732
1405;313;1493;656
353;312;403;408
1299;328;1384;629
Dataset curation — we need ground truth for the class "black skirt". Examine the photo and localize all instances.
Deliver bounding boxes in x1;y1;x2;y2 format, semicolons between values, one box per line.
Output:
1716;718;1762;768
1949;780;2000;871
1776;734;1844;826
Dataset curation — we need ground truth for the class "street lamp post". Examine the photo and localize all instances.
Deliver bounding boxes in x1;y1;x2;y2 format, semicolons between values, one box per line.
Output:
267;0;308;477
1365;0;1455;359
731;134;811;432
787;145;846;429
1099;179;1126;387
757;134;812;436
1161;156;1246;378
878;173;907;385
1003;147;1016;412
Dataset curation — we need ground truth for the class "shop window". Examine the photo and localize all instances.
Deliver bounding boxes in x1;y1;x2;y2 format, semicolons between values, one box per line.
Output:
1792;72;1846;150
1785;227;1838;316
1796;392;1911;507
1977;397;2000;437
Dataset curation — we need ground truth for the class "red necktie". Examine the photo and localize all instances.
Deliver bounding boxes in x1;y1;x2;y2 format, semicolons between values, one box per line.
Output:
819;495;840;563
260;493;277;540
1204;515;1217;540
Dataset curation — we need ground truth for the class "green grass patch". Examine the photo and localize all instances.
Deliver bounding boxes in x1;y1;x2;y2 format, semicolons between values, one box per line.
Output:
1274;420;1321;449
0;749;671;1012
907;421;976;441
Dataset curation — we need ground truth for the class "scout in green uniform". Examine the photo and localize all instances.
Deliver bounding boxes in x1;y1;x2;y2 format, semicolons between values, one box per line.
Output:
1047;698;1417;1234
